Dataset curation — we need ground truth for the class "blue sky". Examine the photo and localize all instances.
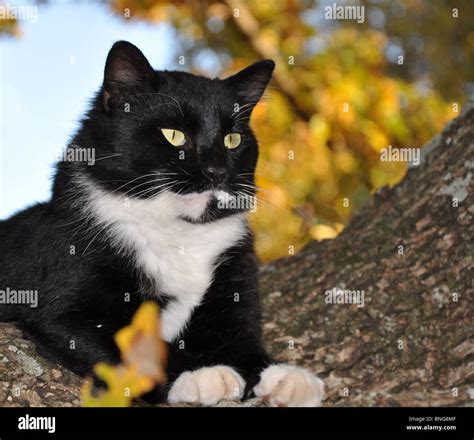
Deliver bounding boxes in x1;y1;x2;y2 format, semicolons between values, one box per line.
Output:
0;2;178;218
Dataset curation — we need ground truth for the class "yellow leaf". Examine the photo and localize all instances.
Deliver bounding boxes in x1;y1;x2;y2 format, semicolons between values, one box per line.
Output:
81;302;167;407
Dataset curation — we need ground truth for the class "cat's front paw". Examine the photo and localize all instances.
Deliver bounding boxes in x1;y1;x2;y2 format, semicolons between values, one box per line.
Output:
254;364;324;407
168;365;246;405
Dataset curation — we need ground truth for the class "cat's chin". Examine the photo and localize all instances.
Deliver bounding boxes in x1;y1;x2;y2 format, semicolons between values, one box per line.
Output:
174;190;214;220
169;189;250;224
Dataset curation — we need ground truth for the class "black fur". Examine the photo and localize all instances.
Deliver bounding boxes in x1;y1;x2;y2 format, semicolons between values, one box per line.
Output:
0;41;275;402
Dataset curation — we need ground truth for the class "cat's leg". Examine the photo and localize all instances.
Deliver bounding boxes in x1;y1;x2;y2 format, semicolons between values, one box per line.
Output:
22;317;121;376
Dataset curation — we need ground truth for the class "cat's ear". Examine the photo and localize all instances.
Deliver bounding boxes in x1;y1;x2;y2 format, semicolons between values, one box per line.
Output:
103;41;154;111
224;60;275;108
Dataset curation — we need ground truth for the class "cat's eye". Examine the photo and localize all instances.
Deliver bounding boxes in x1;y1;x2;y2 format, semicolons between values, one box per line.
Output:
224;133;241;150
161;128;186;147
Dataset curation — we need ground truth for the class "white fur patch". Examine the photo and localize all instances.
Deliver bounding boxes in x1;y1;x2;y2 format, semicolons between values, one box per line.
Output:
168;366;246;405
254;364;324;407
82;180;247;342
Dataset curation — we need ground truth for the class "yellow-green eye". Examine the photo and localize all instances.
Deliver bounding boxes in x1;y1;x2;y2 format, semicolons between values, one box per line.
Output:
161;128;186;147
224;133;241;150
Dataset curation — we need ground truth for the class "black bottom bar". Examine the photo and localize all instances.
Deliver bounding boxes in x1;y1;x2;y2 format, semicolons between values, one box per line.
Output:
0;407;473;437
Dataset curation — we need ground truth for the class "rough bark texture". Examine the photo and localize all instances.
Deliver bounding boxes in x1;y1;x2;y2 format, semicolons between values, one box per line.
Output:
1;101;472;407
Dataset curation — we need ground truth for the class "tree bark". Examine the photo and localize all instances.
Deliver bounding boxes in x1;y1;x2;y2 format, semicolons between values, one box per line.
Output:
1;101;472;407
259;100;473;406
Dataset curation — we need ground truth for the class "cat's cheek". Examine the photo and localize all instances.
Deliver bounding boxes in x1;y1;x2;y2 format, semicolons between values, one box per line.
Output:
253;364;324;407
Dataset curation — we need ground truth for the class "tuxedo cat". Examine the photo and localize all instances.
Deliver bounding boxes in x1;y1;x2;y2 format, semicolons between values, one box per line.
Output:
0;41;324;406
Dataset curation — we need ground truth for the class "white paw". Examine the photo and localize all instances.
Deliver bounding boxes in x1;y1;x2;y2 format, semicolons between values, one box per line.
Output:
168;365;246;405
254;364;324;407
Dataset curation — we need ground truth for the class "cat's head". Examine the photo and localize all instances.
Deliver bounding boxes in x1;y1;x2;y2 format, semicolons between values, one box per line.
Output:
68;41;274;222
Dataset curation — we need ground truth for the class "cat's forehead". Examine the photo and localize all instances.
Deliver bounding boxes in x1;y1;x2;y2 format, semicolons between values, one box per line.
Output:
156;71;233;111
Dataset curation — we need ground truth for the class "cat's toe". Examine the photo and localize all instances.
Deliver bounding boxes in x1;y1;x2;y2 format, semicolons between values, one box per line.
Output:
168;365;246;405
253;364;324;407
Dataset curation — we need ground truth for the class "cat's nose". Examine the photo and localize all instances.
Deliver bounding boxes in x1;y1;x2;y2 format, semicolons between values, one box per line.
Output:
203;165;227;185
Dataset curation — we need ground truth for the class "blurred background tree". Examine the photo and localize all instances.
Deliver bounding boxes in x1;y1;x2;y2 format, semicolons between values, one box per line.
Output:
3;0;472;261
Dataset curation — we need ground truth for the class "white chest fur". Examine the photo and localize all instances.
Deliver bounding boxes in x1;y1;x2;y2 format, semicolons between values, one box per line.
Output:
85;183;248;342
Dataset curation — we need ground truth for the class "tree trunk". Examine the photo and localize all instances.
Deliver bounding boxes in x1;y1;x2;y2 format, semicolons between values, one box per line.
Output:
1;101;472;407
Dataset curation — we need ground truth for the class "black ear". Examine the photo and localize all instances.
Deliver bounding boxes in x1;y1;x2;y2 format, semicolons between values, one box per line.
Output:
224;60;275;108
103;41;154;111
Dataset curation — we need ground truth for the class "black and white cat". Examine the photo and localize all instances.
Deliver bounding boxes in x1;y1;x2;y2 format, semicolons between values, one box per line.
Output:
0;41;324;406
